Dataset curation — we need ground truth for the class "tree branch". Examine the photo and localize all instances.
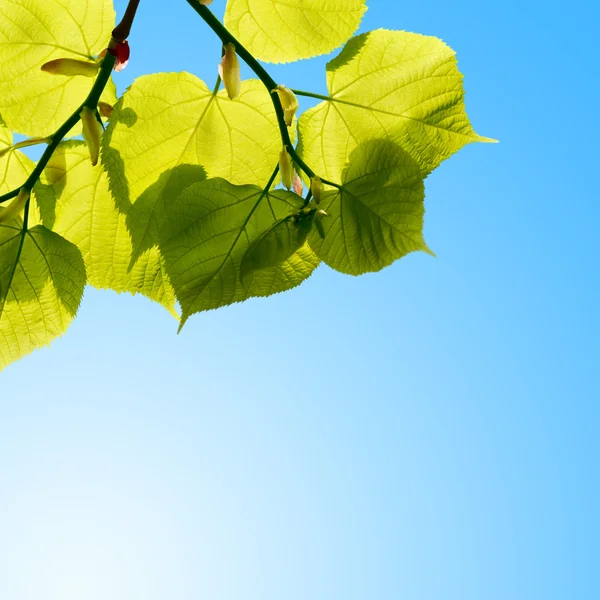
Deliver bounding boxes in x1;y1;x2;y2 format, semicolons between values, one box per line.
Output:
112;0;142;42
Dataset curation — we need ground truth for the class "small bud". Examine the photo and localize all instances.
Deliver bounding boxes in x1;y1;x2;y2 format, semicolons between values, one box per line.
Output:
41;58;99;77
292;171;303;196
274;85;299;127
0;188;30;224
108;39;130;72
80;107;103;166
98;102;114;118
279;147;294;190
199;0;213;4
218;43;241;100
310;176;323;204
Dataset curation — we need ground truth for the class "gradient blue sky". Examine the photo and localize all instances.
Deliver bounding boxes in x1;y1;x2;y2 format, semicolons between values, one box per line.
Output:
1;1;598;599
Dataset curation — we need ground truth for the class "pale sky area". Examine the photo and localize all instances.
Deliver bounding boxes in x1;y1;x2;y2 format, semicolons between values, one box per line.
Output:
1;1;597;599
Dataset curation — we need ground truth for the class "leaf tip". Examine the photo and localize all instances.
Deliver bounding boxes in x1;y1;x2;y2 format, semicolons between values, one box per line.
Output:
423;245;436;258
476;134;499;144
177;314;189;334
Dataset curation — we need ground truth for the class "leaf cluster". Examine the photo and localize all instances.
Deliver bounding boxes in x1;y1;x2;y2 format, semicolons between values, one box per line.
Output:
0;0;492;371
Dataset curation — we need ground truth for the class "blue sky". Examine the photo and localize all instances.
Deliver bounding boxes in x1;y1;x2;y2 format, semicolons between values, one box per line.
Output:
1;1;598;599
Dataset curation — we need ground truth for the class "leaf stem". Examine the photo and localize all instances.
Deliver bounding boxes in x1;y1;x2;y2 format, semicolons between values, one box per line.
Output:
321;178;342;190
290;89;331;102
184;1;317;180
0;189;19;205
212;75;222;95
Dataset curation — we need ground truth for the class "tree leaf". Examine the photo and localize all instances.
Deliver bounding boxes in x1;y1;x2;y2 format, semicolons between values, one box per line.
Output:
0;0;117;137
240;211;315;286
0;120;45;226
224;0;367;64
0;122;34;195
102;74;282;262
34;141;177;316
0;224;86;372
298;29;495;183
157;177;319;329
308;139;432;275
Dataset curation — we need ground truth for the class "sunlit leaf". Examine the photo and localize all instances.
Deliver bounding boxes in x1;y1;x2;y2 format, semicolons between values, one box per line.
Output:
308;139;433;275
0;224;86;371
157;177;319;328
0;121;34;195
34;142;177;315
103;74;282;262
224;0;367;63
298;29;494;183
0;0;117;137
240;210;315;286
0;120;44;225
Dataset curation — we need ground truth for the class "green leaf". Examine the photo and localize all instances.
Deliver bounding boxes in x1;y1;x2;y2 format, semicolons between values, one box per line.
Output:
224;0;367;64
34;142;177;316
124;165;208;269
0;0;117;137
102;74;282;261
308;139;432;275
157;177;319;329
0;224;86;372
0;121;45;226
240;211;315;286
298;29;495;183
0;122;34;195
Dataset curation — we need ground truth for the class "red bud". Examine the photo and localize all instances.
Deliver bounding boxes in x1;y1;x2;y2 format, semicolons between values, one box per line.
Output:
109;40;130;72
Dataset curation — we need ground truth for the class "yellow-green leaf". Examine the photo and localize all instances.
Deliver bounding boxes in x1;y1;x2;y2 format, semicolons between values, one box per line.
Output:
240;211;315;286
298;29;494;183
0;121;34;196
224;0;367;63
0;120;45;226
0;0;117;137
308;139;432;275
34;142;177;316
103;74;282;261
157;177;319;328
0;224;86;372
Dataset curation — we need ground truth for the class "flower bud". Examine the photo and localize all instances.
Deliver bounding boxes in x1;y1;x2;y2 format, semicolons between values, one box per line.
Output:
0;188;29;224
275;85;299;127
218;43;241;100
310;176;323;204
80;107;103;166
279;148;294;190
199;0;213;4
98;102;114;119
108;39;130;72
41;58;99;77
292;172;303;196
